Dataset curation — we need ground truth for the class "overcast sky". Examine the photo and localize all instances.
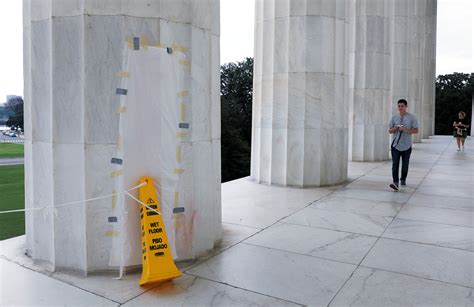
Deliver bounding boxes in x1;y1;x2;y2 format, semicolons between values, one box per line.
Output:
0;0;472;102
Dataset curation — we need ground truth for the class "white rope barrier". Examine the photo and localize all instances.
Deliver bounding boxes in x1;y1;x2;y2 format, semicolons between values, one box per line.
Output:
0;182;148;215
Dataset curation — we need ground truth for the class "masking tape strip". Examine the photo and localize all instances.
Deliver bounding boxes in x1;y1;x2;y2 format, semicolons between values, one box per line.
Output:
111;170;123;178
111;158;123;165
174;192;179;207
127;37;133;49
179;123;189;129
154;43;166;48
105;230;119;237
116;88;128;95
174;168;184;175
177;90;189;97
116;106;127;114
171;43;189;53
111;191;117;209
116;136;122;150
179;59;191;66
180;104;185;121
140;35;148;49
176;132;187;138
176;145;181;162
133;37;140;50
173;207;185;213
108;216;118;223
116;71;130;78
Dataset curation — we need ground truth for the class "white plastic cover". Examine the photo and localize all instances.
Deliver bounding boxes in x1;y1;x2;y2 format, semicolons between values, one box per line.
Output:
109;46;193;268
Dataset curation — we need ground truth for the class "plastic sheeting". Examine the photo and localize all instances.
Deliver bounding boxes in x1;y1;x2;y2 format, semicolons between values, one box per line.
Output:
109;46;193;268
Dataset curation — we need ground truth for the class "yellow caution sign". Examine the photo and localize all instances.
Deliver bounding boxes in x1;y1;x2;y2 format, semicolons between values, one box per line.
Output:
138;176;182;286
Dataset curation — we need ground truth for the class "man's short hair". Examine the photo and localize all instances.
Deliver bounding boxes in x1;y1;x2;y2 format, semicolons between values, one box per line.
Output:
397;99;408;106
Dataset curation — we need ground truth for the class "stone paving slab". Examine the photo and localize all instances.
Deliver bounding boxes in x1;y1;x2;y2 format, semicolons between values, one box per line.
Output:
383;218;474;251
361;238;474;288
330;267;474;307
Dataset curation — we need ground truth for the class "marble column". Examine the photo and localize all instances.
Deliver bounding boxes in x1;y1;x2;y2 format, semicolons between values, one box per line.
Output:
421;0;437;138
348;0;391;161
390;0;437;140
23;0;221;273
390;0;412;116
408;0;425;143
251;0;349;187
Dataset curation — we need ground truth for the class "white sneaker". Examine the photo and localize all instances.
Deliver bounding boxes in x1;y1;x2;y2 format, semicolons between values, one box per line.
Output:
457;148;461;151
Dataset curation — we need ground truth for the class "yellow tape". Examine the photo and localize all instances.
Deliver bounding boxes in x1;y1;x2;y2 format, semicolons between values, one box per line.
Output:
176;145;181;162
127;36;133;49
174;168;184;175
116;106;127;114
116;136;122;150
105;230;119;237
180;104;186;121
177;90;189;98
111;190;117;209
176;132;187;138
174;192;179;207
171;43;189;53
154;43;166;48
179;59;191;66
116;71;130;78
140;35;149;49
111;170;123;178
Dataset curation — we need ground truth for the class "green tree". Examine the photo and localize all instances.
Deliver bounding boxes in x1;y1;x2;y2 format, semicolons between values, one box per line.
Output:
221;58;253;182
5;96;24;129
435;73;473;135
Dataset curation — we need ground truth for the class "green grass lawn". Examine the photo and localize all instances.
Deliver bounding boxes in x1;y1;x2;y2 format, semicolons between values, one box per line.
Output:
0;165;25;240
0;143;24;158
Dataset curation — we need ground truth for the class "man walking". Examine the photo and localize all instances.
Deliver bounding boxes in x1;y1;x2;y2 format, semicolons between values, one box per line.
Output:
388;99;419;191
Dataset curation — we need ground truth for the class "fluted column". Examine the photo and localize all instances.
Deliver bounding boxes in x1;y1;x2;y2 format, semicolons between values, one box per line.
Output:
409;0;424;142
251;0;349;187
348;0;391;161
24;0;221;273
390;0;411;116
421;0;437;138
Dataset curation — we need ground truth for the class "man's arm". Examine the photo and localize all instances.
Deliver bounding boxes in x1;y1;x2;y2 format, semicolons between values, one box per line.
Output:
388;118;396;134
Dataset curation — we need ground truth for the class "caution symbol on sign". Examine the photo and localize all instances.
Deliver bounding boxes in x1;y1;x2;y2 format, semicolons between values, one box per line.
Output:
138;176;182;286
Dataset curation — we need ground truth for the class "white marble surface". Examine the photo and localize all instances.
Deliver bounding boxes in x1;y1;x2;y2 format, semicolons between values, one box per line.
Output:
407;193;474;211
123;274;298;307
215;223;260;252
362;238;474;287
331;267;474;307
344;176;417;192
187;243;356;306
332;187;412;204
397;204;474;228
245;222;377;264
311;195;403;217
222;178;332;228
283;207;392;236
383;218;474;251
0;258;117;306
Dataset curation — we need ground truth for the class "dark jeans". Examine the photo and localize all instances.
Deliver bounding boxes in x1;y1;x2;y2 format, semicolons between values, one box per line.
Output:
391;147;412;183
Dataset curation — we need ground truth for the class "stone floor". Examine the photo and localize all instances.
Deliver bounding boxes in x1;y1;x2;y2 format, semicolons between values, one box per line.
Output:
1;136;473;306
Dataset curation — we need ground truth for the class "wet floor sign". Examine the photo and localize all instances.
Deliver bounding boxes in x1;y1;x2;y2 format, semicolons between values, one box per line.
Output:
138;176;182;286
